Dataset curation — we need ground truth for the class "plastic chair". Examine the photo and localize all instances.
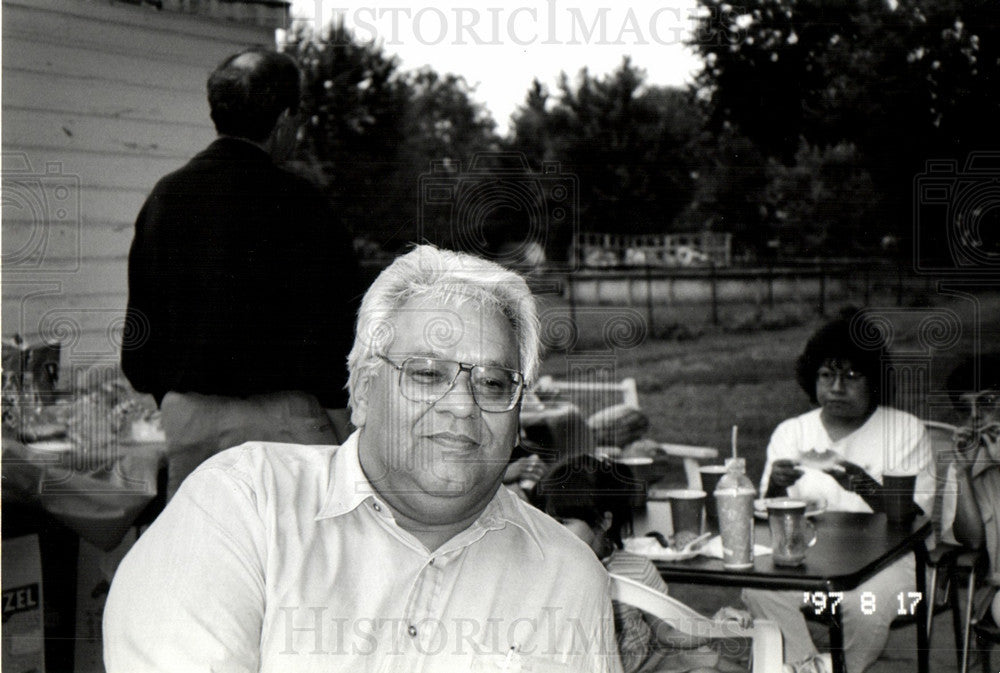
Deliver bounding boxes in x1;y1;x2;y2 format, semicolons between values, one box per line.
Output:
922;421;965;647
609;572;783;672
531;376;719;488
952;549;992;672
898;419;976;671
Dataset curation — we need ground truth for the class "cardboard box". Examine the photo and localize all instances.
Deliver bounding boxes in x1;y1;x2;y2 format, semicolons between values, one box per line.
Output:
2;336;61;403
2;535;46;673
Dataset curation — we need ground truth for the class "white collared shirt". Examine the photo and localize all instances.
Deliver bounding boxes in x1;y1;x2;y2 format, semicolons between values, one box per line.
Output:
104;432;622;673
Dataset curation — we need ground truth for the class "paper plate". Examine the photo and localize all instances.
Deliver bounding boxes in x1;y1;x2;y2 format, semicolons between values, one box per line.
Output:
26;440;76;453
623;536;702;561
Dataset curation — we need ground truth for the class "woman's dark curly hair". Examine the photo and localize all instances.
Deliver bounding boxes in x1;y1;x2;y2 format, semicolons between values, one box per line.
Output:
795;308;892;408
535;454;639;549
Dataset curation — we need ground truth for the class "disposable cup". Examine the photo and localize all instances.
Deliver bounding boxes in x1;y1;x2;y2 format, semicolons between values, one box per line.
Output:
664;489;706;537
613;456;655;507
698;465;728;523
882;472;918;527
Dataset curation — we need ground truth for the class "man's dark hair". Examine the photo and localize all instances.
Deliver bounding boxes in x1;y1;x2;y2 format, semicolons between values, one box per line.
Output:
795;307;891;407
536;455;638;549
207;48;301;142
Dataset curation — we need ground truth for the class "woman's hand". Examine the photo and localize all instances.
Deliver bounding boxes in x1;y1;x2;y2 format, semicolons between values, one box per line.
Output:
824;460;887;512
823;461;879;494
953;426;980;469
765;459;803;497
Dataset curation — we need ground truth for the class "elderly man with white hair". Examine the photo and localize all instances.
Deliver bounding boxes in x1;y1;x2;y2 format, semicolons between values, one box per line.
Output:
104;245;622;673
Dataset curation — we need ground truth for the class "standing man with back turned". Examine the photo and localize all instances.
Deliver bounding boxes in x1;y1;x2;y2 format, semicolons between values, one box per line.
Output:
122;48;359;498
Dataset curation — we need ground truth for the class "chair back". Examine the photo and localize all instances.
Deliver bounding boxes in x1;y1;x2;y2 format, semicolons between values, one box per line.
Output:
608;573;783;672
925;420;959;545
533;376;639;418
531;377;719;488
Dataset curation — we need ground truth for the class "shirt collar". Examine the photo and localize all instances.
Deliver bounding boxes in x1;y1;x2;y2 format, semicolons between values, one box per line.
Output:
315;431;377;520
315;431;546;559
969;424;1000;478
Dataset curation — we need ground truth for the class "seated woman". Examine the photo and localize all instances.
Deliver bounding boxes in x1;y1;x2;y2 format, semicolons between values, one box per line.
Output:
537;454;750;673
744;309;933;673
940;353;1000;622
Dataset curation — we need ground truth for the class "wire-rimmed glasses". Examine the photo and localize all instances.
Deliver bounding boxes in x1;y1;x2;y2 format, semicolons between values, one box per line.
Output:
378;355;524;413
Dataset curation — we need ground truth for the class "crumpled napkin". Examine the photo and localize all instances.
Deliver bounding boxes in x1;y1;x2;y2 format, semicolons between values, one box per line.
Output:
624;535;772;560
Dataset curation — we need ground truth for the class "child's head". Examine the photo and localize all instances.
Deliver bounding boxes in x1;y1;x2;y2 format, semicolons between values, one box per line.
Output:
947;353;1000;429
536;454;638;557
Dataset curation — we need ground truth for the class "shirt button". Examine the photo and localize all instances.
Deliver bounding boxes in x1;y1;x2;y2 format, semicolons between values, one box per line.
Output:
429;558;435;566
407;625;417;637
372;503;382;512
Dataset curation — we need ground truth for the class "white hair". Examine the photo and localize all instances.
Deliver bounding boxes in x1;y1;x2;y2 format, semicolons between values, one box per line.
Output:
347;245;540;425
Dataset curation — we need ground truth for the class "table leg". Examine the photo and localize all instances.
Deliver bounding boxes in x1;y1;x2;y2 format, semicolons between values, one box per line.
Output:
915;543;930;673
827;579;847;673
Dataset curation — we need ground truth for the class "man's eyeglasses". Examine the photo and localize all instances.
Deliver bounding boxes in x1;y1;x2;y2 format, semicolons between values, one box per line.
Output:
378;355;524;413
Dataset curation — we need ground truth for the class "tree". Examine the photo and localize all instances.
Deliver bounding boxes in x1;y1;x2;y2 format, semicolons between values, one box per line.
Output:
507;58;706;237
680;124;770;251
765;141;880;256
690;0;1000;255
283;22;500;249
284;22;411;246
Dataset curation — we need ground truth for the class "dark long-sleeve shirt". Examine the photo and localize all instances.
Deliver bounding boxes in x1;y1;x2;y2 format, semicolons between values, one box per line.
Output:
122;138;359;408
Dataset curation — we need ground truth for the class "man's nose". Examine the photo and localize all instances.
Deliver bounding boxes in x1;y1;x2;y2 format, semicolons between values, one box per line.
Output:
436;370;479;417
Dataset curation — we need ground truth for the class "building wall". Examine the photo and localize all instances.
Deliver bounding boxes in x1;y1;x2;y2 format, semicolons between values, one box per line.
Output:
2;0;282;371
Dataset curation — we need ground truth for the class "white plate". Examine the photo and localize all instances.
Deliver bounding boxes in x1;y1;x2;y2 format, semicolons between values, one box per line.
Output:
26;440;75;453
623;536;703;561
754;497;827;520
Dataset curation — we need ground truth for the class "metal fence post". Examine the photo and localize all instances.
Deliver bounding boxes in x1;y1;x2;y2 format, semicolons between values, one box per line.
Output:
818;262;826;315
710;262;719;326
567;272;577;327
767;262;774;308
645;265;655;336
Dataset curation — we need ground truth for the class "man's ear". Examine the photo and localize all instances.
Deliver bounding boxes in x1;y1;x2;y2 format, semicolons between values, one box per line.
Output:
350;373;372;428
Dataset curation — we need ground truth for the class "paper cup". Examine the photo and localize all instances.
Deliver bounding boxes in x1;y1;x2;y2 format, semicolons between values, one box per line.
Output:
664;489;706;536
698;465;728;522
882;472;918;527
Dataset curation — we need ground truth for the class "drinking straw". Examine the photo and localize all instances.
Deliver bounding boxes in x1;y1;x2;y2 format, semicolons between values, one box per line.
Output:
731;425;738;460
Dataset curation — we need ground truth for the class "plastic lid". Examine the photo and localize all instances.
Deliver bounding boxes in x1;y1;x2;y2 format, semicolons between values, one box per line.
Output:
724;457;746;473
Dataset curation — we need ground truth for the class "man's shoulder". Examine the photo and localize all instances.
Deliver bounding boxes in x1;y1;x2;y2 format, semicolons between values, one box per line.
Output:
189;441;339;501
515;502;608;580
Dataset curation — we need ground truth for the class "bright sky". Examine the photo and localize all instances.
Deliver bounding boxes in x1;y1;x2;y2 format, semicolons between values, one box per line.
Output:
287;0;705;135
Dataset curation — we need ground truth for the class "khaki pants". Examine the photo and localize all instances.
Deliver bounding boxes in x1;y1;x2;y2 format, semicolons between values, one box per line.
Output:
161;390;349;499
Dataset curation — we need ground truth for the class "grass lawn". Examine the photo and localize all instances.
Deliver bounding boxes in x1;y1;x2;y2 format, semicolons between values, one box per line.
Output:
535;290;1000;488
